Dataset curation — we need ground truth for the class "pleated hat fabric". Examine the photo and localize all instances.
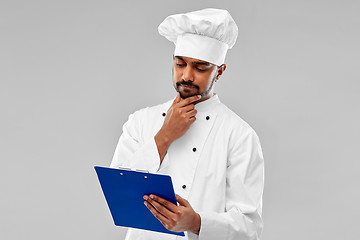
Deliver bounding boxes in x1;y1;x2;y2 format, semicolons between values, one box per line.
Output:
158;8;238;66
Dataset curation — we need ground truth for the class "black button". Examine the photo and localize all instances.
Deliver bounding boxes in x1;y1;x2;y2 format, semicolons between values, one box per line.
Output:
192;147;197;152
182;185;186;189
162;112;166;117
206;116;210;120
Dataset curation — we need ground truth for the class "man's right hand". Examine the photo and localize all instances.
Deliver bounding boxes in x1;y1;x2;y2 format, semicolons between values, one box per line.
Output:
155;92;201;162
161;92;201;142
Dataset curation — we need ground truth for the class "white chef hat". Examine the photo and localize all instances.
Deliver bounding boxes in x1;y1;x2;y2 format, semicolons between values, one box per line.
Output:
158;8;238;66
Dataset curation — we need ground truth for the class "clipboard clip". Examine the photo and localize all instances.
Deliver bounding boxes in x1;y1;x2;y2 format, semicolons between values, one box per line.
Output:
118;167;149;173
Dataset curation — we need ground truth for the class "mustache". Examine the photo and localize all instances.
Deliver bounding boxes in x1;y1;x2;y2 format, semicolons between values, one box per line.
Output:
176;80;199;90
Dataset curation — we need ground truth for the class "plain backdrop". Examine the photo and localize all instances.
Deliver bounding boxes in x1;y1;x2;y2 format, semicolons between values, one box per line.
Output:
1;0;359;239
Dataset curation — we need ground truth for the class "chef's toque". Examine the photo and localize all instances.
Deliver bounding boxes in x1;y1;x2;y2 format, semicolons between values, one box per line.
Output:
158;8;238;66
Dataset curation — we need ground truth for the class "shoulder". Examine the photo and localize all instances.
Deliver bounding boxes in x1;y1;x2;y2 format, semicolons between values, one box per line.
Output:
216;102;261;150
127;99;173;122
121;99;173;137
217;103;263;162
218;102;257;134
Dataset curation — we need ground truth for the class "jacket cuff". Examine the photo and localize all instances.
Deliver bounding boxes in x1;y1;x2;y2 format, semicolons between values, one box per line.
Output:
198;212;227;240
128;137;161;173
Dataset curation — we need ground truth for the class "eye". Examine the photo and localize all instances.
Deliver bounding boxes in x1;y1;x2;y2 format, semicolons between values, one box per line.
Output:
196;68;207;72
176;63;185;67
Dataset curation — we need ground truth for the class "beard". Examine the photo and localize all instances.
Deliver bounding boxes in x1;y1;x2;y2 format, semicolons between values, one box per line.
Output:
173;74;216;99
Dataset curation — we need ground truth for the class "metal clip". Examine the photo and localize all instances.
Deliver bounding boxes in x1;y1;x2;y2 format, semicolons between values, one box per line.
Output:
118;167;132;171
118;167;149;173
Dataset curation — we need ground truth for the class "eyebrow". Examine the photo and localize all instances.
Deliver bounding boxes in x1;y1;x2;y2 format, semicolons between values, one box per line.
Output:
175;56;211;66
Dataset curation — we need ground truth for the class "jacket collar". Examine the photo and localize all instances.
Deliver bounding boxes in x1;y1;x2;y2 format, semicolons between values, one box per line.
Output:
194;93;220;113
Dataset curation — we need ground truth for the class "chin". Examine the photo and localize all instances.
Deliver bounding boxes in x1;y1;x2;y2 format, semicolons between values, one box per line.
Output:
179;91;196;99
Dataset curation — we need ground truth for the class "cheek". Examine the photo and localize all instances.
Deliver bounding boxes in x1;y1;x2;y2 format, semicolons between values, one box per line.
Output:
173;69;182;82
197;74;213;89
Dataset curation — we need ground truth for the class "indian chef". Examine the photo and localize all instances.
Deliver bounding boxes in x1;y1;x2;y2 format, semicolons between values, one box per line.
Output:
110;8;264;240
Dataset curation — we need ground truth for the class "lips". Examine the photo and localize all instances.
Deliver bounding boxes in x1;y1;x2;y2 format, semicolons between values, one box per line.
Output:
180;85;197;92
181;84;195;88
176;81;199;91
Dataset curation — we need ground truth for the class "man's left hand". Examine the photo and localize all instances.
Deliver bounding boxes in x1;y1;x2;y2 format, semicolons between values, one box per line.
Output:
143;194;201;234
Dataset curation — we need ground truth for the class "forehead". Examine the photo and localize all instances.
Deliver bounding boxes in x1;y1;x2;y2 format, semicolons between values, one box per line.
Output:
174;56;211;66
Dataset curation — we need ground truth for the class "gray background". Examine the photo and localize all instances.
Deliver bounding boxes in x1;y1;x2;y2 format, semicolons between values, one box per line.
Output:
1;0;359;239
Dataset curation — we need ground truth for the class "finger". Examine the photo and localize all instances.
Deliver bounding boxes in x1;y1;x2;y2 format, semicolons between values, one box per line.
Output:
147;198;177;222
144;201;172;227
173;92;181;104
148;194;178;213
178;95;201;107
186;109;197;118
188;116;196;123
176;194;190;207
181;104;195;113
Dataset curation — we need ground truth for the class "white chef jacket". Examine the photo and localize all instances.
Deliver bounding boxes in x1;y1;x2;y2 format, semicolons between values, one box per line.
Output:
110;94;264;240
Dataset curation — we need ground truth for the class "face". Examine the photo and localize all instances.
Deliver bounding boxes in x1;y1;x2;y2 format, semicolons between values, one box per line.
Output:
172;55;226;100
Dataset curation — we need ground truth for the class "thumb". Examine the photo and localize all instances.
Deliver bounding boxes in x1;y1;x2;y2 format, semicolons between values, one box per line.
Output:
173;92;181;104
176;194;190;207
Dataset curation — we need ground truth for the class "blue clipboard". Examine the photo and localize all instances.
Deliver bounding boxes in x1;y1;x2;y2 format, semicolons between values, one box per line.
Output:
94;166;185;237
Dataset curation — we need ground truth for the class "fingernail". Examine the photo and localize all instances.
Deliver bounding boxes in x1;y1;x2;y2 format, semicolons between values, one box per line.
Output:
143;195;148;200
150;195;154;199
144;201;148;206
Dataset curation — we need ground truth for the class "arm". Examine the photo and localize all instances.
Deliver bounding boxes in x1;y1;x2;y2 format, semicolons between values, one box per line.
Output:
154;93;200;161
110;93;201;172
198;126;264;240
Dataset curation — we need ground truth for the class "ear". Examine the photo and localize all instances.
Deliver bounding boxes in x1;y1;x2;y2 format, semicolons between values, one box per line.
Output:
215;64;226;82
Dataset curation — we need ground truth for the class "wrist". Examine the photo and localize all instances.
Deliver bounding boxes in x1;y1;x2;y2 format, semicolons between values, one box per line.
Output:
157;128;173;146
191;213;201;235
154;129;173;163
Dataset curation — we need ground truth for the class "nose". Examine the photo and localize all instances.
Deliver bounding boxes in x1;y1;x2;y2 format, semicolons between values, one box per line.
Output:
182;65;194;82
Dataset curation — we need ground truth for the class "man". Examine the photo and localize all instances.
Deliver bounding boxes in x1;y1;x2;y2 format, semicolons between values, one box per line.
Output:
110;8;264;240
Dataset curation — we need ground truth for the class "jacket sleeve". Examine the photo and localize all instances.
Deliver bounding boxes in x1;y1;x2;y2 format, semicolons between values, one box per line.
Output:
197;125;264;240
110;109;161;173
